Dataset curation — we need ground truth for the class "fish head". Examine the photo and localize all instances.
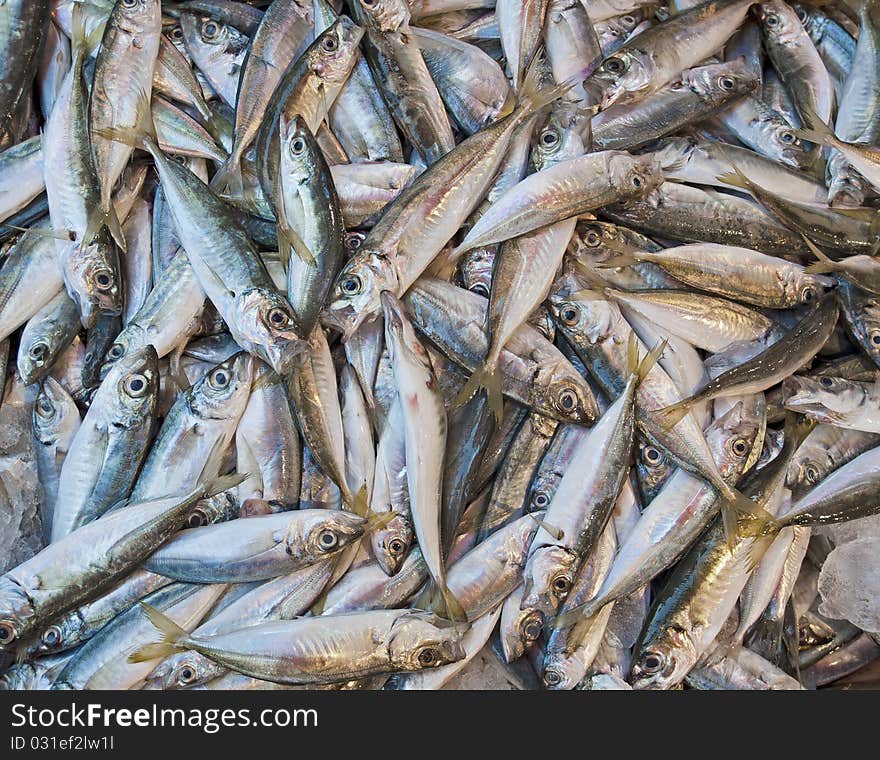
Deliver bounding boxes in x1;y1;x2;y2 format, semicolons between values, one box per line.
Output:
388;611;466;670
532;104;586;171
681;59;759;104
841;290;880;367
296;509;368;562
531;362;600;424
30;614;81;657
65;234;123;324
0;662;58;691
782;270;834;307
0;579;35;650
758;1;803;46
787;448;829;495
20;333;58;387
782;375;862;425
549;274;620;346
541;652;582;691
522;545;580;619
608;151;664;201
279;115;318;185
351;0;410;33
99;344;159;428
763;117;813;169
189;352;254;421
33;377;76;445
235;287;305;377
306;16;365;85
706;400;765;478
143;651;214;690
323;253;394;339
370;512;414;576
500;606;545;663
95;324;141;383
111;0;161;33
635;441;670;500
588;48;655;109
180;13;248;59
630;626;697;690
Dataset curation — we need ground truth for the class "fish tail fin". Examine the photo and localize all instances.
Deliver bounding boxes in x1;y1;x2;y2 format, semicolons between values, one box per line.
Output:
792;107;837;147
735;502;780;540
128;604;187;663
202;471;249;499
210;147;244;195
70;5;105;63
635;337;666;384
746;612;784;663
716;163;756;193
93;89;159;155
801;235;837;274
348;485;370;518
517;52;572;119
452;362;503;423
438;584;468;624
651;399;691;430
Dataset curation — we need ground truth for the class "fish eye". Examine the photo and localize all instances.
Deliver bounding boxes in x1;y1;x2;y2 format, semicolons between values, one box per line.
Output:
362;0;377;6
36;395;54;417
170;26;183;40
108;343;125;360
388;538;406;555
289;137;306;156
28;342;49;362
177;665;197;684
870;331;880;346
523;616;543;641
818;375;833;388
621;14;635;24
801;286;815;302
556;388;579;413
209;368;230;389
642;446;663;466
121;0;138;8
0;621;16;643
543;668;563;686
583;229;602;247
765;13;780;27
540;129;560;148
631;175;643;189
321;34;339;53
93;270;114;291
267;306;292;327
41;625;63;649
187;509;208;528
796;7;808;22
533;490;550;508
780;131;796;144
639;650;665;674
470;283;490;298
124;373;149;397
559;304;580;325
804;463;820;484
718;76;736;91
202;20;221;39
317;528;339;551
417;647;438;666
340;273;363;296
551;575;572;595
604;56;626;74
344;233;364;252
732;437;749;456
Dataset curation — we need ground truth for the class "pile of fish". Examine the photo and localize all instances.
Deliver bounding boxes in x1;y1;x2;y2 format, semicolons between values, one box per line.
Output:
3;0;880;691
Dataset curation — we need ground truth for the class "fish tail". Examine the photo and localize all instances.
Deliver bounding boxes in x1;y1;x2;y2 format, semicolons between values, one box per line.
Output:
349;485;370;518
83;204;127;253
637;338;667;383
452;361;503;423
438;584;468;624
201;472;248;499
791;107;837;147
93;89;159;155
128;604;187;663
210;148;244;195
801;235;837;274
746;613;784;663
517;52;572;119
528;512;565;541
70;4;105;63
651;399;691;430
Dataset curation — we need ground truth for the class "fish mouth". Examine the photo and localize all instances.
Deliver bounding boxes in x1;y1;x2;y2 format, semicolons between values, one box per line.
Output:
781;376;816;409
320;305;359;341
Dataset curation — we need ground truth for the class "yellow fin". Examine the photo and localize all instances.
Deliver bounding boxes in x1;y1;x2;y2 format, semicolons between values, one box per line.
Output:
801;235;837;274
452;363;503;423
128;603;187;663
